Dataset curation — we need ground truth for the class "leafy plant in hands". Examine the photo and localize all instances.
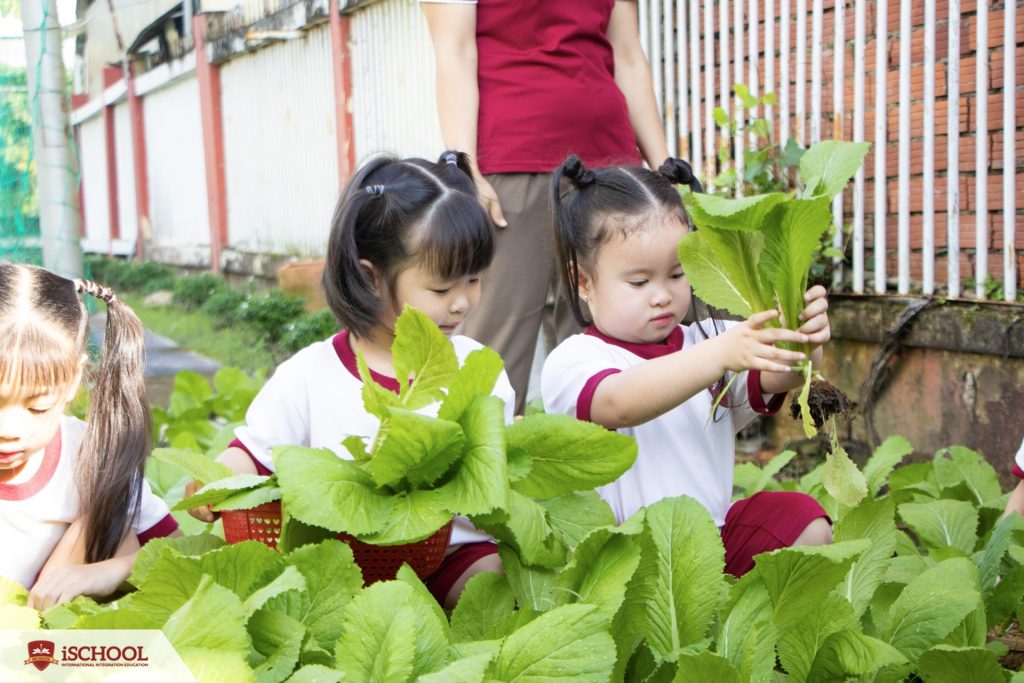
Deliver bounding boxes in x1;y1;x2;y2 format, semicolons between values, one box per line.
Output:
170;307;637;566
678;139;870;505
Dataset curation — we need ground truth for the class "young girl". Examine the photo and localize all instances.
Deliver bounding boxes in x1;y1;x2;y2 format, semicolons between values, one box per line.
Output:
542;156;833;577
188;152;515;609
0;263;179;608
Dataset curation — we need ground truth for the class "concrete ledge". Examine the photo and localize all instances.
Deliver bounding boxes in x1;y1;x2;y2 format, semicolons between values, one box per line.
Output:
830;295;1024;358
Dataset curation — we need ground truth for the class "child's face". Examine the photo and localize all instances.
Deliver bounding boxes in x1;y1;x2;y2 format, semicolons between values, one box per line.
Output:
0;380;77;473
579;214;691;344
382;262;482;337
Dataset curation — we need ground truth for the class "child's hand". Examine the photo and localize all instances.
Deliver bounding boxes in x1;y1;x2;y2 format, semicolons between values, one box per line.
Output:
717;310;810;374
798;285;831;350
28;561;129;610
185;478;217;523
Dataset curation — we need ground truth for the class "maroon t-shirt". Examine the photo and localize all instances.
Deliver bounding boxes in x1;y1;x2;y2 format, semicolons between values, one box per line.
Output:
475;0;643;174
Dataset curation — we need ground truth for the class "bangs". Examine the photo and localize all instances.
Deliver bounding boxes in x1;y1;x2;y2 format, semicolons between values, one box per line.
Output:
413;192;494;279
0;322;82;396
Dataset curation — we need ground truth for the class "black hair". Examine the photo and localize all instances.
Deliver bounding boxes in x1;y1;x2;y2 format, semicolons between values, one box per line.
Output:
322;150;495;338
550;155;703;326
0;262;150;563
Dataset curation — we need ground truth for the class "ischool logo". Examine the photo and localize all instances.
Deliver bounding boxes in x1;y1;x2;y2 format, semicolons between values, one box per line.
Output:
2;630;196;682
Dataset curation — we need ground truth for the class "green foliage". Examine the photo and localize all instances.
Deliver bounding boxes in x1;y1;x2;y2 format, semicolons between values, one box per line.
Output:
86;256;177;294
173;273;228;310
236;290;306;342
280;309;339;354
199;286;248;321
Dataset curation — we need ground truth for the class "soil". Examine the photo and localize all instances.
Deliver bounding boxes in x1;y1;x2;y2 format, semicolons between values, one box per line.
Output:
789;379;853;431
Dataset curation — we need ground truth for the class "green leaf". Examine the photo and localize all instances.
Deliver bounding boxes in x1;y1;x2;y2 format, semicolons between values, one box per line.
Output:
474;490;565;567
393;306;460;409
673;651;742;683
275;446;394;535
760;196;833;335
131;533;226;586
279;540;364;652
163;576;253;678
357;489;453;544
174;473;272;511
636;496;729;662
798;140;871;199
751;119;772;138
834;497;899;618
178;647;255;683
357;351;398;419
0;575;28;606
451;572;517;642
821;442;868;507
436;395;509;516
335;580;449;682
782;138;805;168
419;653;495;683
715;572;776;682
153;447;234;485
213;484;284;512
0;603;40;628
806;630;907;683
975;513;1021;596
932;446;1003;506
898;500;978;555
489;604;615;682
540;490;617;552
882;558;981;661
917;645;1006;683
498;545;558;612
507;413;637;499
369;409;465;488
284;666;343;683
734;82;758;108
243;565;307;618
761;91;778;106
554;527;643;622
438;346;506;423
678;231;756;318
713;106;729;127
863;436;913;496
248;608;305;683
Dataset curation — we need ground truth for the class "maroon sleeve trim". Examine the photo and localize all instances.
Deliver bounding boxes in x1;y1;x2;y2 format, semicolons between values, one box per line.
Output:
229;438;273;475
137;513;179;544
1013;464;1024;479
576;369;621;422
747;370;787;415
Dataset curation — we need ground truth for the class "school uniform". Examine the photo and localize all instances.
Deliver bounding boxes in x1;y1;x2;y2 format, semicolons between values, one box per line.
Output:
230;331;516;601
542;321;829;576
0;416;178;589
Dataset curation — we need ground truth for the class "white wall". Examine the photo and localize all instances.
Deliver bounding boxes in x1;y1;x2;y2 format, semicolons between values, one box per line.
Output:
220;25;339;257
114;101;138;243
77;114;109;245
142;75;210;253
350;0;444;163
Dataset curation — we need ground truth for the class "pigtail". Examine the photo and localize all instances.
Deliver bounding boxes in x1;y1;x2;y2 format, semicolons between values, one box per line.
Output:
658;157;704;194
74;283;150;563
550;156;592;326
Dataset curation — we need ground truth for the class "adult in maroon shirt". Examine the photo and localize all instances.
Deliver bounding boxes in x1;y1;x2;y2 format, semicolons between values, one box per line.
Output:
423;0;669;414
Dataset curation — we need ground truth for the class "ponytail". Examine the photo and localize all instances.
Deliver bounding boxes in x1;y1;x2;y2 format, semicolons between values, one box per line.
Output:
75;282;150;563
551;156;595;326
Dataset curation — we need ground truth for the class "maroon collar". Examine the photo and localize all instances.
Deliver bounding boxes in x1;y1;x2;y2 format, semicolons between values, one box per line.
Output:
583;325;685;359
0;429;62;501
332;330;403;394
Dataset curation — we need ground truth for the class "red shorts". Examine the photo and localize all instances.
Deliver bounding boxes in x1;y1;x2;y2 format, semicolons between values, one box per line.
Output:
721;491;830;577
424;541;499;605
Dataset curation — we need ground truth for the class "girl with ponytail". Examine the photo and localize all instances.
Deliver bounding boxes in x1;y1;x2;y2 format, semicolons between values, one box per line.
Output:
186;152;515;609
0;262;179;607
542;156;834;577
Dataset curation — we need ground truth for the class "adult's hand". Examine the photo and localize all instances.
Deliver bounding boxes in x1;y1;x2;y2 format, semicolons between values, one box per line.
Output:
474;174;508;228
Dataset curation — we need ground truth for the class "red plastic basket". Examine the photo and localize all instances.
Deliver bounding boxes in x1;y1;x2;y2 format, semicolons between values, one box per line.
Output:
221;501;453;584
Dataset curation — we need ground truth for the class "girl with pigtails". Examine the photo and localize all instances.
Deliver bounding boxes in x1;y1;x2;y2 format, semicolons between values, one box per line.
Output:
187;152;516;609
542;156;834;577
0;263;179;607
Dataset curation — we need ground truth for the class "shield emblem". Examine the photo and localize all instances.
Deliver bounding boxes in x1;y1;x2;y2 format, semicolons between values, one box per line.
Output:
26;640;57;671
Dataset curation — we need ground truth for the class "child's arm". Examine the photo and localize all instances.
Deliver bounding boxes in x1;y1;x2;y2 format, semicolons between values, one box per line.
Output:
186;446;258;522
28;520;181;610
1004;480;1024;519
758;285;831;395
590;310;809;429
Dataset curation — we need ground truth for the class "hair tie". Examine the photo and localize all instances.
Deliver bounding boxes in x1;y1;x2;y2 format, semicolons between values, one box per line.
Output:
443;152;458;167
365;184;385;197
76;279;117;304
563;156;596;189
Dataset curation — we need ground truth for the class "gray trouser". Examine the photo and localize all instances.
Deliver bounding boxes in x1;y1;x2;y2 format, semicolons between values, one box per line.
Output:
462;172;581;415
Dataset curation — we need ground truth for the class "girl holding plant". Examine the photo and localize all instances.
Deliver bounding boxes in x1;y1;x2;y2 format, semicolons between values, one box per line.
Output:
542;156;832;576
0;263;179;607
187;152;515;608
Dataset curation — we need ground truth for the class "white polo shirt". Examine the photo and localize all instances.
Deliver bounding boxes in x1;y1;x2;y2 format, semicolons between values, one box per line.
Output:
542;322;785;527
0;416;177;589
233;331;516;546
